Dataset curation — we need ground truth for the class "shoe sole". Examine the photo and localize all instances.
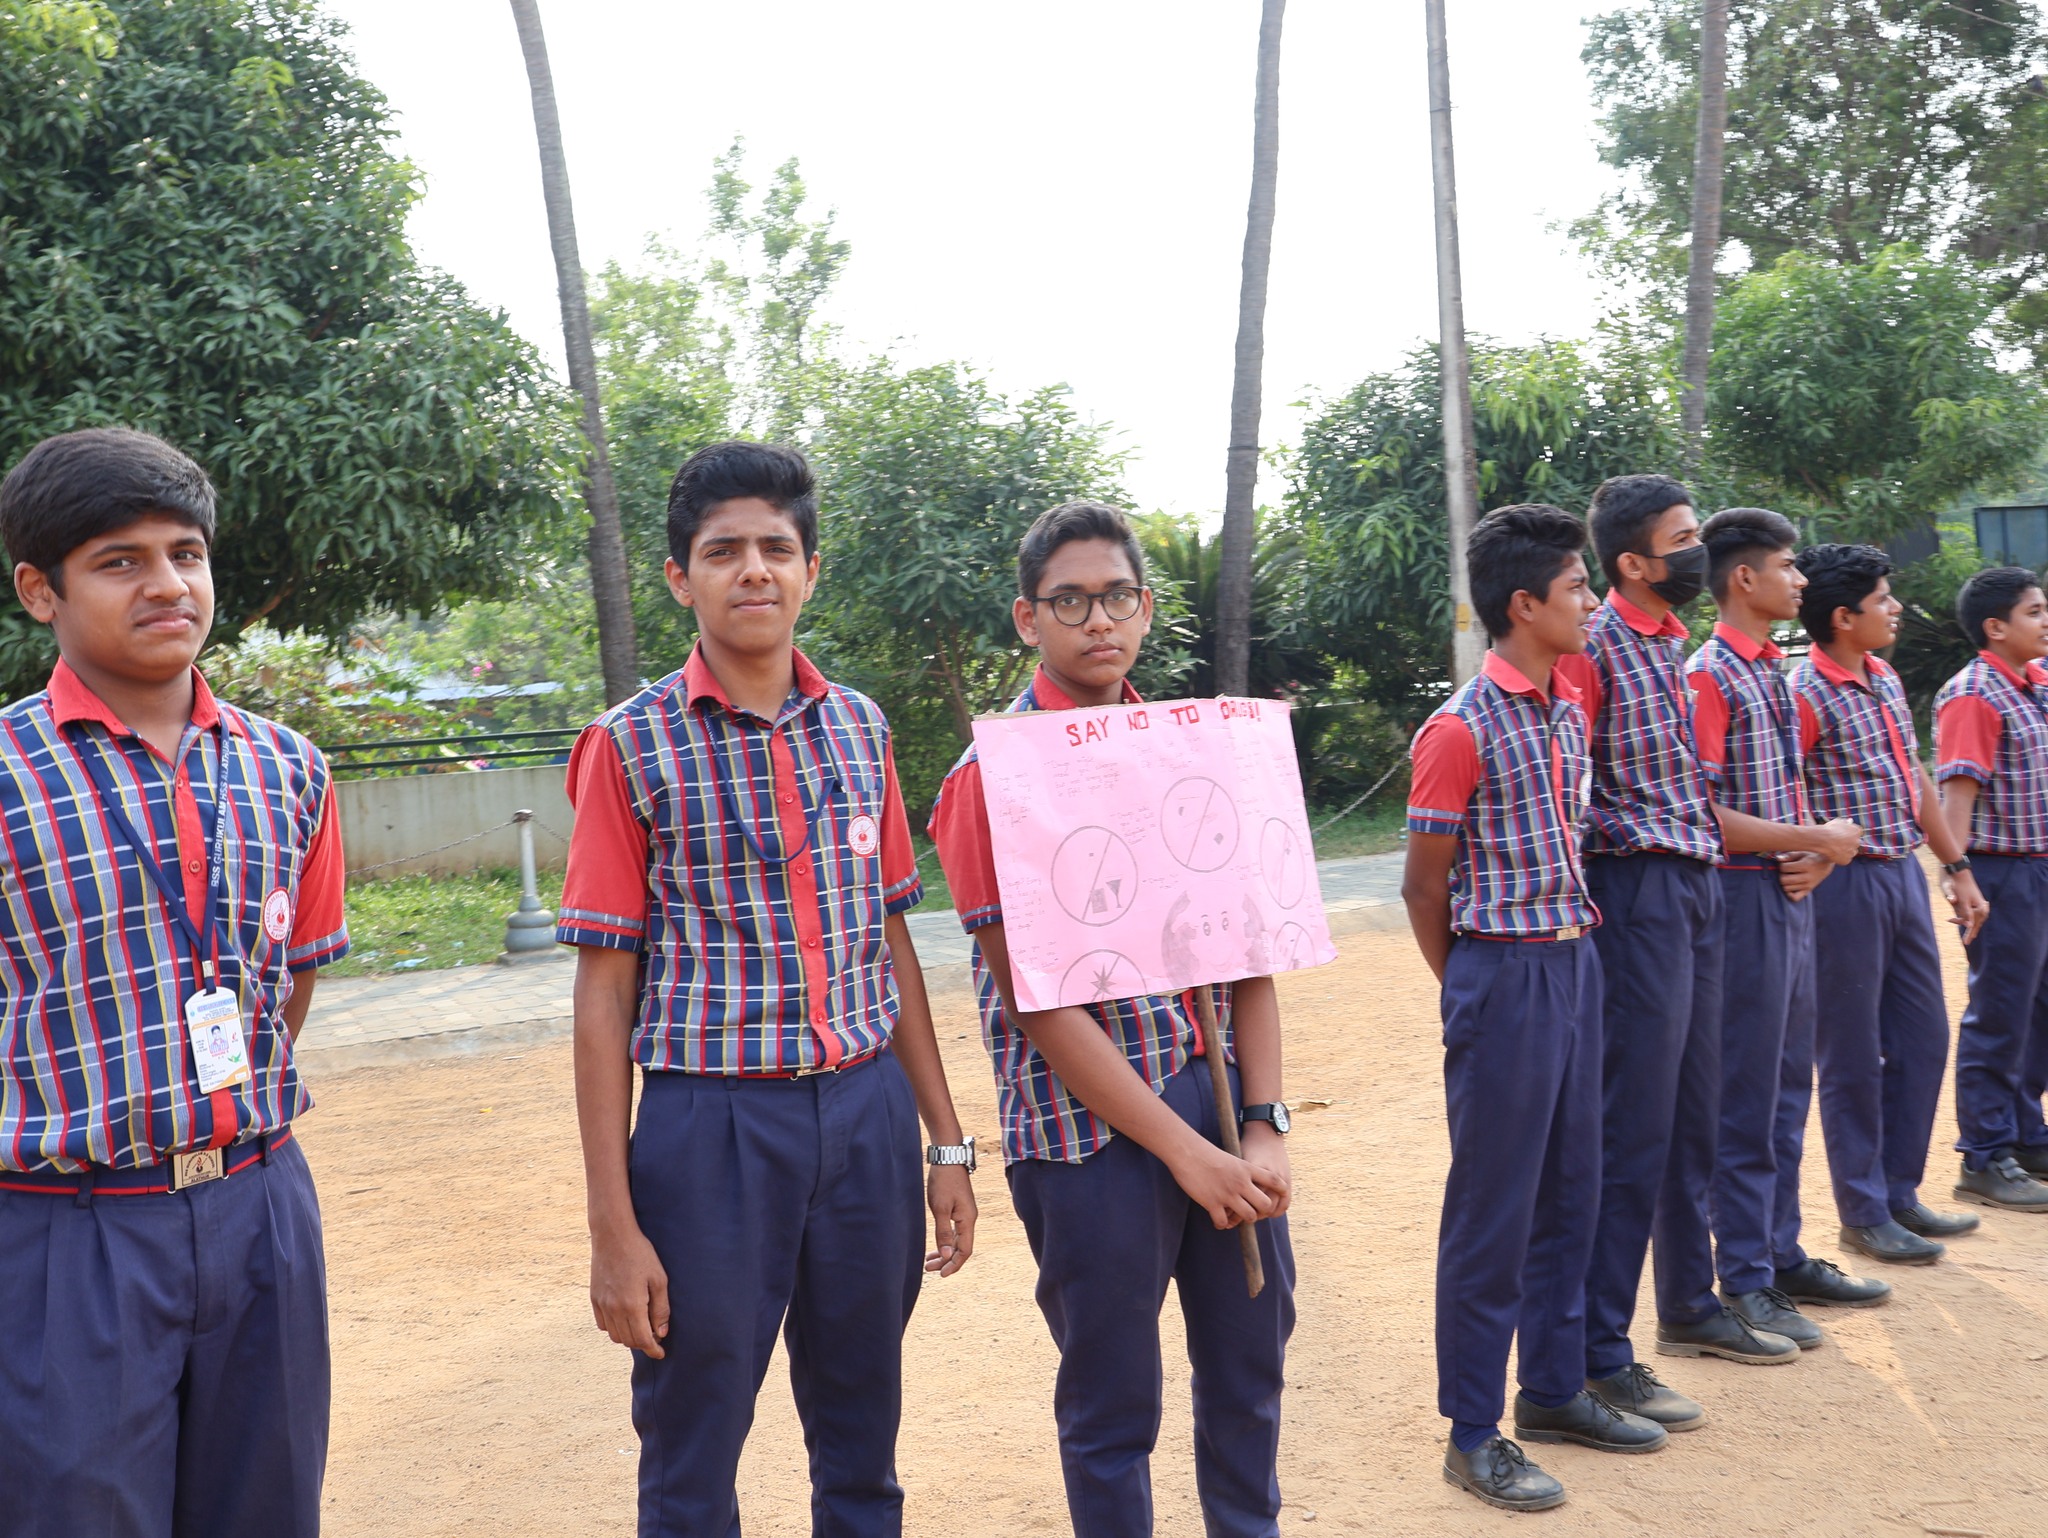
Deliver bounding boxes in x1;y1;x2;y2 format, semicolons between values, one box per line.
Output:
1442;1465;1568;1512
1953;1187;2048;1213
1838;1236;1943;1266
1514;1425;1669;1454
1654;1338;1799;1366
1777;1291;1890;1310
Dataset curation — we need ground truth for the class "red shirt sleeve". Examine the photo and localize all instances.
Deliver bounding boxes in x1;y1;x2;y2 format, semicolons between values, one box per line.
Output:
877;742;921;915
1406;713;1479;836
1935;694;2002;785
927;755;1003;932
286;779;348;970
1797;695;1821;756
1554;651;1602;732
1689;671;1731;791
556;724;651;951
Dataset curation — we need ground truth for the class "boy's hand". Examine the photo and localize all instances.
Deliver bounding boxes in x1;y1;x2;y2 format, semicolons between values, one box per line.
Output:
1777;850;1832;901
925;1165;977;1277
1239;1123;1293;1216
590;1220;671;1358
1942;867;1989;945
1170;1140;1281;1230
1813;817;1863;865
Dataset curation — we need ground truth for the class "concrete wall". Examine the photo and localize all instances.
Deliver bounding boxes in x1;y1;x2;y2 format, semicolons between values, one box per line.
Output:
336;764;575;880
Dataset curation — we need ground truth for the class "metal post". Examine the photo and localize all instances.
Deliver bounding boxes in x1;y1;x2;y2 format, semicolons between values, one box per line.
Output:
500;809;559;962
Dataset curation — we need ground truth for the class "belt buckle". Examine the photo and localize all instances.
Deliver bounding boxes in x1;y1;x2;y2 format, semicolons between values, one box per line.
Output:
1555;925;1583;942
170;1148;226;1192
793;1062;837;1078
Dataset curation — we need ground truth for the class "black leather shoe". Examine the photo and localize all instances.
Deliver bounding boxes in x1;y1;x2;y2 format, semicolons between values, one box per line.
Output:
1840;1219;1945;1264
1891;1202;1980;1238
1773;1257;1891;1308
1654;1306;1799;1364
1722;1287;1823;1349
1585;1363;1705;1431
2013;1144;2048;1179
1442;1435;1566;1512
1954;1154;2048;1212
1514;1390;1667;1452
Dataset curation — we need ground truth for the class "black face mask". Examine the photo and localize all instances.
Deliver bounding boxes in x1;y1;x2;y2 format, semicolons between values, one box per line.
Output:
1643;543;1709;608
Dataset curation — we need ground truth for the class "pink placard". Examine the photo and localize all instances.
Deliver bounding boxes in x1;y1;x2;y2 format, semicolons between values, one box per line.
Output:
971;696;1338;1012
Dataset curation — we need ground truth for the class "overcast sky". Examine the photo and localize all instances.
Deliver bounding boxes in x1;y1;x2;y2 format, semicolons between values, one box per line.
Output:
324;0;1619;516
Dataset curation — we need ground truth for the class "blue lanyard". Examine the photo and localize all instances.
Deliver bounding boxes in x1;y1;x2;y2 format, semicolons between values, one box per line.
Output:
707;708;843;868
69;727;237;988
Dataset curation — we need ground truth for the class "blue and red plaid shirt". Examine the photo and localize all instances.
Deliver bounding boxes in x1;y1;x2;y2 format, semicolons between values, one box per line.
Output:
556;645;923;1075
1791;648;1923;859
1407;650;1599;937
927;667;1231;1165
1686;622;1808;866
0;662;348;1175
1933;650;2048;856
1555;593;1722;864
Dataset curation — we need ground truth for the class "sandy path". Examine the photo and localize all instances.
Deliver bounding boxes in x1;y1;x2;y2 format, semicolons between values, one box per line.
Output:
307;901;2047;1537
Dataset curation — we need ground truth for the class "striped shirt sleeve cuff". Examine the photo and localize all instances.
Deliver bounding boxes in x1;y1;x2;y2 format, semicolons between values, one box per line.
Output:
1935;756;1995;786
883;871;923;915
1406;805;1463;836
556;907;647;951
959;901;1003;933
286;925;351;971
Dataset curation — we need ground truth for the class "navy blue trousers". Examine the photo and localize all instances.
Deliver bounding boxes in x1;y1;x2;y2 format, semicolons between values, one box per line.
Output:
1956;855;2048;1165
1006;1059;1295;1538
1711;867;1815;1293
0;1135;329;1538
1435;934;1602;1430
1774;911;1819;1271
1811;858;1949;1226
1583;854;1724;1375
629;1051;925;1538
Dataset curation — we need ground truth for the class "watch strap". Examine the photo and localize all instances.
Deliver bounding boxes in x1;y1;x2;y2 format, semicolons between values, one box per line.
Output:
1240;1103;1287;1129
927;1135;976;1172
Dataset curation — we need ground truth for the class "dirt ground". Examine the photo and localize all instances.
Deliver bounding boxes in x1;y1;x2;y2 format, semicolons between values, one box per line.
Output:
307;902;2048;1538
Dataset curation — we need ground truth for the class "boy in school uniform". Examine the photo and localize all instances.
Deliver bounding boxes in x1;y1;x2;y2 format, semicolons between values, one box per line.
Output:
1686;509;1890;1348
1789;544;1987;1266
559;441;978;1537
1554;476;1798;1415
1406;503;1665;1515
1933;566;2048;1211
927;500;1293;1538
0;428;350;1538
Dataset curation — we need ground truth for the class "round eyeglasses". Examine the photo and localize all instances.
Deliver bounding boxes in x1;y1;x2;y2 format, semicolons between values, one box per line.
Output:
1030;586;1145;627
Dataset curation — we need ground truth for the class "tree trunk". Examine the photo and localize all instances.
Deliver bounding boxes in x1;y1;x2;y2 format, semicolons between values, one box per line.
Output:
1679;0;1729;463
509;0;639;705
1425;0;1483;687
1215;0;1286;700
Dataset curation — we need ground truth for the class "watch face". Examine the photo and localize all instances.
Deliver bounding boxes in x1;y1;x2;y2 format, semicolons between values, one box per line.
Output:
1272;1104;1291;1134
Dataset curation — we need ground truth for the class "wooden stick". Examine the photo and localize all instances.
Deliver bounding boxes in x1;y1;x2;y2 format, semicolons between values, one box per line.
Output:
1193;984;1265;1298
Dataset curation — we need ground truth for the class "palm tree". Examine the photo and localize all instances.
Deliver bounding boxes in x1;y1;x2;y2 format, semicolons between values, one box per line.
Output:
1215;0;1286;698
509;0;638;704
1680;0;1729;463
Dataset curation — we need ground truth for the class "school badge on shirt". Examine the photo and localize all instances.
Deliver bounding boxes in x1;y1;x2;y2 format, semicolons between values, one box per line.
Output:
262;886;293;943
847;813;880;857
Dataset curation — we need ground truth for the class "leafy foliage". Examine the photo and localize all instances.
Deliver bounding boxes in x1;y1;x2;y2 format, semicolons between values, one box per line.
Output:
0;0;576;701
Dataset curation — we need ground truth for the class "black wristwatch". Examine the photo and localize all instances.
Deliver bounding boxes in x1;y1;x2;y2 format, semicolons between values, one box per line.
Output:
1240;1103;1291;1135
1942;856;1973;875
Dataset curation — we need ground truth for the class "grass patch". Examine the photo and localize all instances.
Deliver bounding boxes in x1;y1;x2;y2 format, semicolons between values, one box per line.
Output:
333;868;564;977
1305;800;1407;860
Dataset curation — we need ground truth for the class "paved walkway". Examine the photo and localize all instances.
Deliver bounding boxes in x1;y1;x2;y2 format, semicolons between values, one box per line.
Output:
301;850;1408;1070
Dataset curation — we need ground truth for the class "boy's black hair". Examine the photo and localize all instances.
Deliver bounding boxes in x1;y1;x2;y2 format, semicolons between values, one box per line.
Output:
1794;543;1894;644
1587;472;1693;585
1956;564;2045;648
666;440;819;567
0;428;217;594
1699;506;1800;602
1467;503;1588;639
1016;500;1147;600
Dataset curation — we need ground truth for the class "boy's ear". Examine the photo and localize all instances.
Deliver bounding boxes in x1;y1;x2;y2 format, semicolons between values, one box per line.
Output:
1013;594;1041;647
664;556;694;610
13;562;56;624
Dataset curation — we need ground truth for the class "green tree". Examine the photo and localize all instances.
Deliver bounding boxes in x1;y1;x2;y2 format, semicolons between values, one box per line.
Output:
1137;514;1320;701
1289;337;1679;726
1708;245;2048;535
0;0;575;701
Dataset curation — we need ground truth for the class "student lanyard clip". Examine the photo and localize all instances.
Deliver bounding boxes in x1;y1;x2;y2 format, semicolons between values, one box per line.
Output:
69;726;238;990
708;708;843;868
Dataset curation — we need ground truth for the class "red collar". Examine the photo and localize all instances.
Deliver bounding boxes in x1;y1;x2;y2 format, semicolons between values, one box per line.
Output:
1482;649;1581;705
1979;648;2046;691
1609;589;1690;640
1713;621;1784;664
1809;645;1892;691
45;659;241;739
1028;664;1143;712
683;642;829;715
